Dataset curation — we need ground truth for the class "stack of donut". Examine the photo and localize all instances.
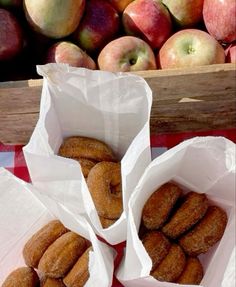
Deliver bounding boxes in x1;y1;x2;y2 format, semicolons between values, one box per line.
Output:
2;220;92;287
140;182;228;285
58;136;123;229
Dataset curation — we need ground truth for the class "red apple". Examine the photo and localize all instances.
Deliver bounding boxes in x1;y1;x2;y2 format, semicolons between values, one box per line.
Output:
225;43;236;63
0;8;23;61
203;0;236;43
162;0;204;27
98;36;157;72
122;0;172;49
158;29;225;69
74;0;120;54
45;41;96;69
108;0;134;12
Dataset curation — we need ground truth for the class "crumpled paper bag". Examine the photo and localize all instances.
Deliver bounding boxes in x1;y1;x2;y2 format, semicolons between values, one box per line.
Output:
23;63;152;245
0;168;115;287
116;136;236;287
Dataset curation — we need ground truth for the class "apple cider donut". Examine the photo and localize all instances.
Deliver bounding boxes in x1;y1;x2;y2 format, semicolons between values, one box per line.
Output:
63;246;92;287
87;161;122;219
162;191;209;239
176;257;203;285
99;216;117;229
142;231;171;271
2;267;39;287
41;278;66;287
58;136;116;162
73;158;97;178
38;231;88;278
151;244;186;283
23;220;69;268
142;182;182;230
179;206;228;256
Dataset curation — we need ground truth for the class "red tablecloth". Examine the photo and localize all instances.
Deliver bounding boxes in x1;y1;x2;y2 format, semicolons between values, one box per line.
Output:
0;128;235;286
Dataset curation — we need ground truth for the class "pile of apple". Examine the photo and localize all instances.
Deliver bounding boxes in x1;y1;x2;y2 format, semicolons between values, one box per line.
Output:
0;0;235;80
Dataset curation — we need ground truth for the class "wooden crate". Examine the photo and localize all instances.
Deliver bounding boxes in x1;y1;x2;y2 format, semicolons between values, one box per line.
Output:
0;63;235;144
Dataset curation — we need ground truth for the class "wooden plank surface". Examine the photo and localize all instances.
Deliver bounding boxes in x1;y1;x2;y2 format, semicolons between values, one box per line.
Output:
0;64;235;144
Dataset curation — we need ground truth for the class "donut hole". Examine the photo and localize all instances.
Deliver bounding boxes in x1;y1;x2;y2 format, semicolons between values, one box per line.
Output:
87;161;123;219
110;183;122;198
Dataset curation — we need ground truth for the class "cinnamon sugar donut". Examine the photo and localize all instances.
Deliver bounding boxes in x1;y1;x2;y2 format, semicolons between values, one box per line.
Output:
176;257;203;284
142;231;171;271
23;220;68;268
73;158;97;178
162;191;209;239
99;216;116;229
63;246;92;287
2;267;39;287
38;232;88;278
151;244;186;283
142;182;182;230
179;206;228;256
87;161;122;219
41;278;66;287
58;136;116;162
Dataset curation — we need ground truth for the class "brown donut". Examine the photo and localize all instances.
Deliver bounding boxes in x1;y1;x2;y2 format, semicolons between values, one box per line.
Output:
63;246;92;287
87;161;122;219
73;158;97;178
23;220;68;268
179;206;228;256
99;216;117;229
38;231;88;278
2;267;39;287
142;182;182;230
162;191;209;239
58;136;116;162
142;231;171;271
41;278;66;287
151;244;186;283
176;257;203;285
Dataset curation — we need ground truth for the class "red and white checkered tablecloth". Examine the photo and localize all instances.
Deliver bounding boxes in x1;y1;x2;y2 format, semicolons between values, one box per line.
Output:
1;129;235;182
0;128;235;286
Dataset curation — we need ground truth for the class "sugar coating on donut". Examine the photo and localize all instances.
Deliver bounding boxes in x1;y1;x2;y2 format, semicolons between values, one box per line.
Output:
142;231;171;271
176;257;203;284
63;246;92;287
58;136;116;162
41;277;66;287
151;244;186;282
162;191;209;239
2;267;39;287
23;220;69;268
38;231;88;278
179;205;228;256
73;158;97;178
142;182;182;230
87;161;122;219
99;216;116;229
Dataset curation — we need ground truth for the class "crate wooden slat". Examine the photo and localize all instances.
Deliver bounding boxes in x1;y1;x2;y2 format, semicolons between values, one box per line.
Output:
0;64;235;144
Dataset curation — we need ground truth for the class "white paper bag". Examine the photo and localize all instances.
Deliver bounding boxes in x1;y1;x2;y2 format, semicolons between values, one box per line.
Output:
116;137;236;287
23;63;152;245
0;168;115;287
